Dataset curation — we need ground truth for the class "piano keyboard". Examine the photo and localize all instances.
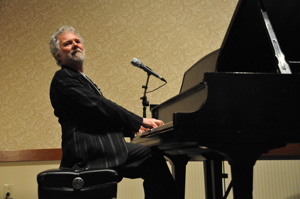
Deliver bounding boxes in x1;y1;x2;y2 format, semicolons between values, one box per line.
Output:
136;122;174;138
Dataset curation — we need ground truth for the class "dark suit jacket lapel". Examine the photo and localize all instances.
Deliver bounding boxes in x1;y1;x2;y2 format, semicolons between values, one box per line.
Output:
61;65;102;96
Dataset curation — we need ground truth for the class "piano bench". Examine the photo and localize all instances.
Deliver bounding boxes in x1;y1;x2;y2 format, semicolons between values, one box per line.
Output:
37;168;122;199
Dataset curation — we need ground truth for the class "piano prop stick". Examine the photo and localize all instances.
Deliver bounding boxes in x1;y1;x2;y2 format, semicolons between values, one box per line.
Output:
261;9;291;74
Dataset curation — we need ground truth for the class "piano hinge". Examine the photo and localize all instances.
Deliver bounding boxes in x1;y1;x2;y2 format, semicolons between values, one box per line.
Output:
201;80;208;86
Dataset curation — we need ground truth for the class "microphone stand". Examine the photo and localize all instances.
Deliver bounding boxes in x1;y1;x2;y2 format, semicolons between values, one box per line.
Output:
141;73;151;118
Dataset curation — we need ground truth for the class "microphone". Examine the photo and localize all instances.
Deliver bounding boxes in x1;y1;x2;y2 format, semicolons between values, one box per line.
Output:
131;58;167;82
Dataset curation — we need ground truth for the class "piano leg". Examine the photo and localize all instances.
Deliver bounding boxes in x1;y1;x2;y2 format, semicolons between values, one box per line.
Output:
224;142;286;199
165;155;189;199
203;159;223;199
229;158;256;199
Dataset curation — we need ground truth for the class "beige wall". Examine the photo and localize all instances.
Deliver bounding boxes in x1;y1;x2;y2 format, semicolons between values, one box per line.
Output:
0;0;237;150
1;0;300;199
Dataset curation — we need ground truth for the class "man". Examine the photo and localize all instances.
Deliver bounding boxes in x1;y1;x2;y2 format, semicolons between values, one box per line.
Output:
49;26;178;199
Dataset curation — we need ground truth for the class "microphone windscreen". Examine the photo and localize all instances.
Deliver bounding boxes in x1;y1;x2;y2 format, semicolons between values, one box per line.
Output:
131;58;142;67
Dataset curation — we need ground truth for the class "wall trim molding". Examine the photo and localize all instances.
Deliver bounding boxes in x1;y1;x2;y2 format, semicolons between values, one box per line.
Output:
259;143;300;160
0;148;62;162
0;144;299;162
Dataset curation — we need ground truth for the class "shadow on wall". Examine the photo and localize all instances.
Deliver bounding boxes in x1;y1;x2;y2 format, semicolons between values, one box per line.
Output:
286;194;300;199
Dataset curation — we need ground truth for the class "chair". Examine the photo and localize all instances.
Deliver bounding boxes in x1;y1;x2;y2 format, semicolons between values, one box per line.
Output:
37;168;121;199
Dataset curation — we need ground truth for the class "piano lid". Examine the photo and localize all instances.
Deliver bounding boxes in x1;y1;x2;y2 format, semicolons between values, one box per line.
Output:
216;0;300;73
179;50;219;93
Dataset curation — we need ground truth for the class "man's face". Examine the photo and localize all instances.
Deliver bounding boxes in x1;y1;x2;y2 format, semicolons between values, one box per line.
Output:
57;32;85;66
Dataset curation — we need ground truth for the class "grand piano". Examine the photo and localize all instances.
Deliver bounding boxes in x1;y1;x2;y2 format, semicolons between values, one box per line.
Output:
132;0;300;198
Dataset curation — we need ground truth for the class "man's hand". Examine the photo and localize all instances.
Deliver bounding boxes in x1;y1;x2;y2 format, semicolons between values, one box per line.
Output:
142;118;164;129
136;118;164;135
137;126;150;134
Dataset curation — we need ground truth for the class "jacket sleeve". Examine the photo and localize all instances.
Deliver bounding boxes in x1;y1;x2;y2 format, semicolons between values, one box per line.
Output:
50;68;143;134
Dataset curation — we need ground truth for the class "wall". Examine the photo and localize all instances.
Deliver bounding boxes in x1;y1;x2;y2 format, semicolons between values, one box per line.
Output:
0;0;237;150
1;0;300;199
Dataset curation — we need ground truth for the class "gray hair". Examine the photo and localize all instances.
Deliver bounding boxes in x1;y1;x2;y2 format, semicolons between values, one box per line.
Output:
49;26;84;66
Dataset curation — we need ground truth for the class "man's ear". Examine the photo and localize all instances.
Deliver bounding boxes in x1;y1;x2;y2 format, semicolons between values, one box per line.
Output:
56;54;61;61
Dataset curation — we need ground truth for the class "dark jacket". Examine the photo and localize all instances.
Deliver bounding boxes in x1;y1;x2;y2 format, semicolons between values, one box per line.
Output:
50;66;142;169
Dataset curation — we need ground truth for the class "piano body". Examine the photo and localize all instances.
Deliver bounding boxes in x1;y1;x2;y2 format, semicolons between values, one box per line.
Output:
132;0;300;198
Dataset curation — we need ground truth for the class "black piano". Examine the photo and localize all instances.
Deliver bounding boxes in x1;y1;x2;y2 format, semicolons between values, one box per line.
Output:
132;0;300;198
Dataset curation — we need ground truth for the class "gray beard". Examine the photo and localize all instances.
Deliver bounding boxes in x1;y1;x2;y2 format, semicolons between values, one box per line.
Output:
65;51;85;65
71;51;85;62
63;55;85;68
71;55;85;62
